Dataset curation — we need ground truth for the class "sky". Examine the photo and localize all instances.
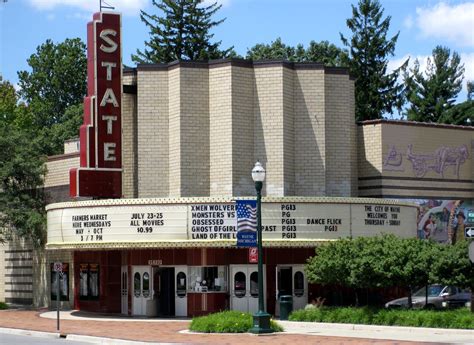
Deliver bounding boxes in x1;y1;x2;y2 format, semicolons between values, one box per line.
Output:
0;0;473;102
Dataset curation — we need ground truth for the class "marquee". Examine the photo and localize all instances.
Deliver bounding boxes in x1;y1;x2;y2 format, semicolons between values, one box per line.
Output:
46;197;417;249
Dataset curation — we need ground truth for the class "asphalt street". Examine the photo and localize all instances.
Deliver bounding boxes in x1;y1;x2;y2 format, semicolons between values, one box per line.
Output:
0;333;90;345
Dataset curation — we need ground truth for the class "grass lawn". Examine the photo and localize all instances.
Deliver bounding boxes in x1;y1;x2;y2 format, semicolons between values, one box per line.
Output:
289;306;474;329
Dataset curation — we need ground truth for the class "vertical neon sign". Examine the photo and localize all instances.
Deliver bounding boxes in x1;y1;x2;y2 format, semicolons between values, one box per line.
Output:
70;12;122;198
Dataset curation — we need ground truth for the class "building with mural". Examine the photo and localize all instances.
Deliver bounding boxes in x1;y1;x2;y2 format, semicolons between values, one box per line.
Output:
0;12;472;316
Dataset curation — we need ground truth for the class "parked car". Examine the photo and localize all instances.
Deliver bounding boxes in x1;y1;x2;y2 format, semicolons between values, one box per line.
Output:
385;285;471;309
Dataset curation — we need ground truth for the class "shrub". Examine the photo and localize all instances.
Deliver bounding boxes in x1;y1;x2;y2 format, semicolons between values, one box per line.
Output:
0;302;8;310
289;307;474;329
190;310;283;333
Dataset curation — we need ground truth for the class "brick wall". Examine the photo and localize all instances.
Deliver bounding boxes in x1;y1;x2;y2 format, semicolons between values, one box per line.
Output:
126;61;357;198
325;73;357;196
0;235;34;305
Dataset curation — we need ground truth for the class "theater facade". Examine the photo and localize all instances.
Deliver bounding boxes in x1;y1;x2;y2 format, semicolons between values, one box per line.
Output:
1;12;472;315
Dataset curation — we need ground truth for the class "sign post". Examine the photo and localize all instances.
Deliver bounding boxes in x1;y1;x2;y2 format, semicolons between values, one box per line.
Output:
53;262;63;332
469;241;474;263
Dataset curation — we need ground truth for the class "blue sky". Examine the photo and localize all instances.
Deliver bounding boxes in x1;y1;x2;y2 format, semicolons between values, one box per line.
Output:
1;0;473;101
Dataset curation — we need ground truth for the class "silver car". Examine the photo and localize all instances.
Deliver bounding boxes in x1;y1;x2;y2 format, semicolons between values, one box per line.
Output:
385;285;471;309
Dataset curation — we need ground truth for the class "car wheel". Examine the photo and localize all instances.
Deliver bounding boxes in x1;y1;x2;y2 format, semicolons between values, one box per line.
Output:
424;304;435;310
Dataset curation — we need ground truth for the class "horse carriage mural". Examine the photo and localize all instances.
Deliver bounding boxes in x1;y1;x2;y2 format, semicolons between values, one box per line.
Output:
383;144;469;179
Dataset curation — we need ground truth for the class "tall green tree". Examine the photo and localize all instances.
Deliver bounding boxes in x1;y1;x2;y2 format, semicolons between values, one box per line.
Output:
0;122;47;247
340;0;406;121
404;46;465;123
0;77;17;124
17;38;86;155
132;0;232;63
17;38;86;130
246;38;349;67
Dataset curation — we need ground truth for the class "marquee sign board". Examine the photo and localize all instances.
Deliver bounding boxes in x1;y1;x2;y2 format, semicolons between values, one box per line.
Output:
47;201;416;246
70;12;122;198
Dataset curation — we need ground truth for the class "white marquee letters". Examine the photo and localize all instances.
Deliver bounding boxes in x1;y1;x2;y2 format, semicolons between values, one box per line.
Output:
99;29;118;53
102;115;117;134
104;143;116;161
101;62;116;81
100;88;119;107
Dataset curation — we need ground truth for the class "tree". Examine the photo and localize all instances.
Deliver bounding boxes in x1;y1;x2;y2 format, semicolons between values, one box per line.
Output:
467;81;474;101
0;123;47;247
429;240;474;312
404;46;465;123
17;38;86;129
438;99;474;126
306;235;436;307
39;104;83;156
132;0;232;63
340;0;406;121
0;78;17;124
246;38;349;67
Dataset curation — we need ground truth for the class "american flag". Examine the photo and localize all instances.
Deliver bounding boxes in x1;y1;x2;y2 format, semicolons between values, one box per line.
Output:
236;200;257;232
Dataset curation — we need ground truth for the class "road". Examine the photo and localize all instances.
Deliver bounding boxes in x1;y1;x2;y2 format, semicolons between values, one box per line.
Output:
0;333;90;344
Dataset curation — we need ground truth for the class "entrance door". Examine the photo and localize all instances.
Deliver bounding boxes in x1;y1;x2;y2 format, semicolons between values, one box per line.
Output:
121;266;128;315
275;265;307;316
132;266;151;316
154;267;175;317
230;265;265;314
175;266;187;317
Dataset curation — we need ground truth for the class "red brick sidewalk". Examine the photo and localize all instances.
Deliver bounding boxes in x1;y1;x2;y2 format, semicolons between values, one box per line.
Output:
0;309;442;345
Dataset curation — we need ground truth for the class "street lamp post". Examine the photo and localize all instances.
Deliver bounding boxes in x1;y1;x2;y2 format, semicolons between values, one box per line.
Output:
249;161;273;334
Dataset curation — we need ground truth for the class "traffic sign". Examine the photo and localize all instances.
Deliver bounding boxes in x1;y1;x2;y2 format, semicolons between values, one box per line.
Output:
465;227;474;238
249;247;258;263
469;242;474;263
53;262;63;273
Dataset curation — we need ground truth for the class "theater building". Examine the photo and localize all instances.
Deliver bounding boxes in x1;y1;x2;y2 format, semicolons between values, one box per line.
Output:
1;12;472;316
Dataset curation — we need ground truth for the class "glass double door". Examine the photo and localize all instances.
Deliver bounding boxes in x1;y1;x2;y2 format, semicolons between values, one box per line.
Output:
275;265;307;316
230;265;265;314
132;266;151;316
131;266;187;317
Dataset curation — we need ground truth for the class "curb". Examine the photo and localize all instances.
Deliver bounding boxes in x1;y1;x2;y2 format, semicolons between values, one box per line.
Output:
67;334;188;344
0;327;60;339
277;321;474;335
0;327;188;345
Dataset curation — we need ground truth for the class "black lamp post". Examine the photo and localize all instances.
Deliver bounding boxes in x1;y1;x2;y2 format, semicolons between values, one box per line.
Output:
249;161;273;334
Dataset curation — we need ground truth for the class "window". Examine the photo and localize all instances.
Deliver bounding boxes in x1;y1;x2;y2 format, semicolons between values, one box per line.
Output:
250;272;259;297
142;272;150;298
177;272;186;297
79;264;100;300
134;272;141;297
294;271;304;297
50;263;69;301
234;271;246;297
189;266;228;292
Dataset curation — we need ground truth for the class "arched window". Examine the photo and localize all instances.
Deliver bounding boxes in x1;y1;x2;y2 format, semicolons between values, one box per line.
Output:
134;272;141;297
294;271;304;297
234;271;246;297
142;272;150;298
177;272;186;297
250;272;259;297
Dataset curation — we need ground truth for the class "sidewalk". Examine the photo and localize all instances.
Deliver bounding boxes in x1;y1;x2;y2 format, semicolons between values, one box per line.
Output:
0;309;472;344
